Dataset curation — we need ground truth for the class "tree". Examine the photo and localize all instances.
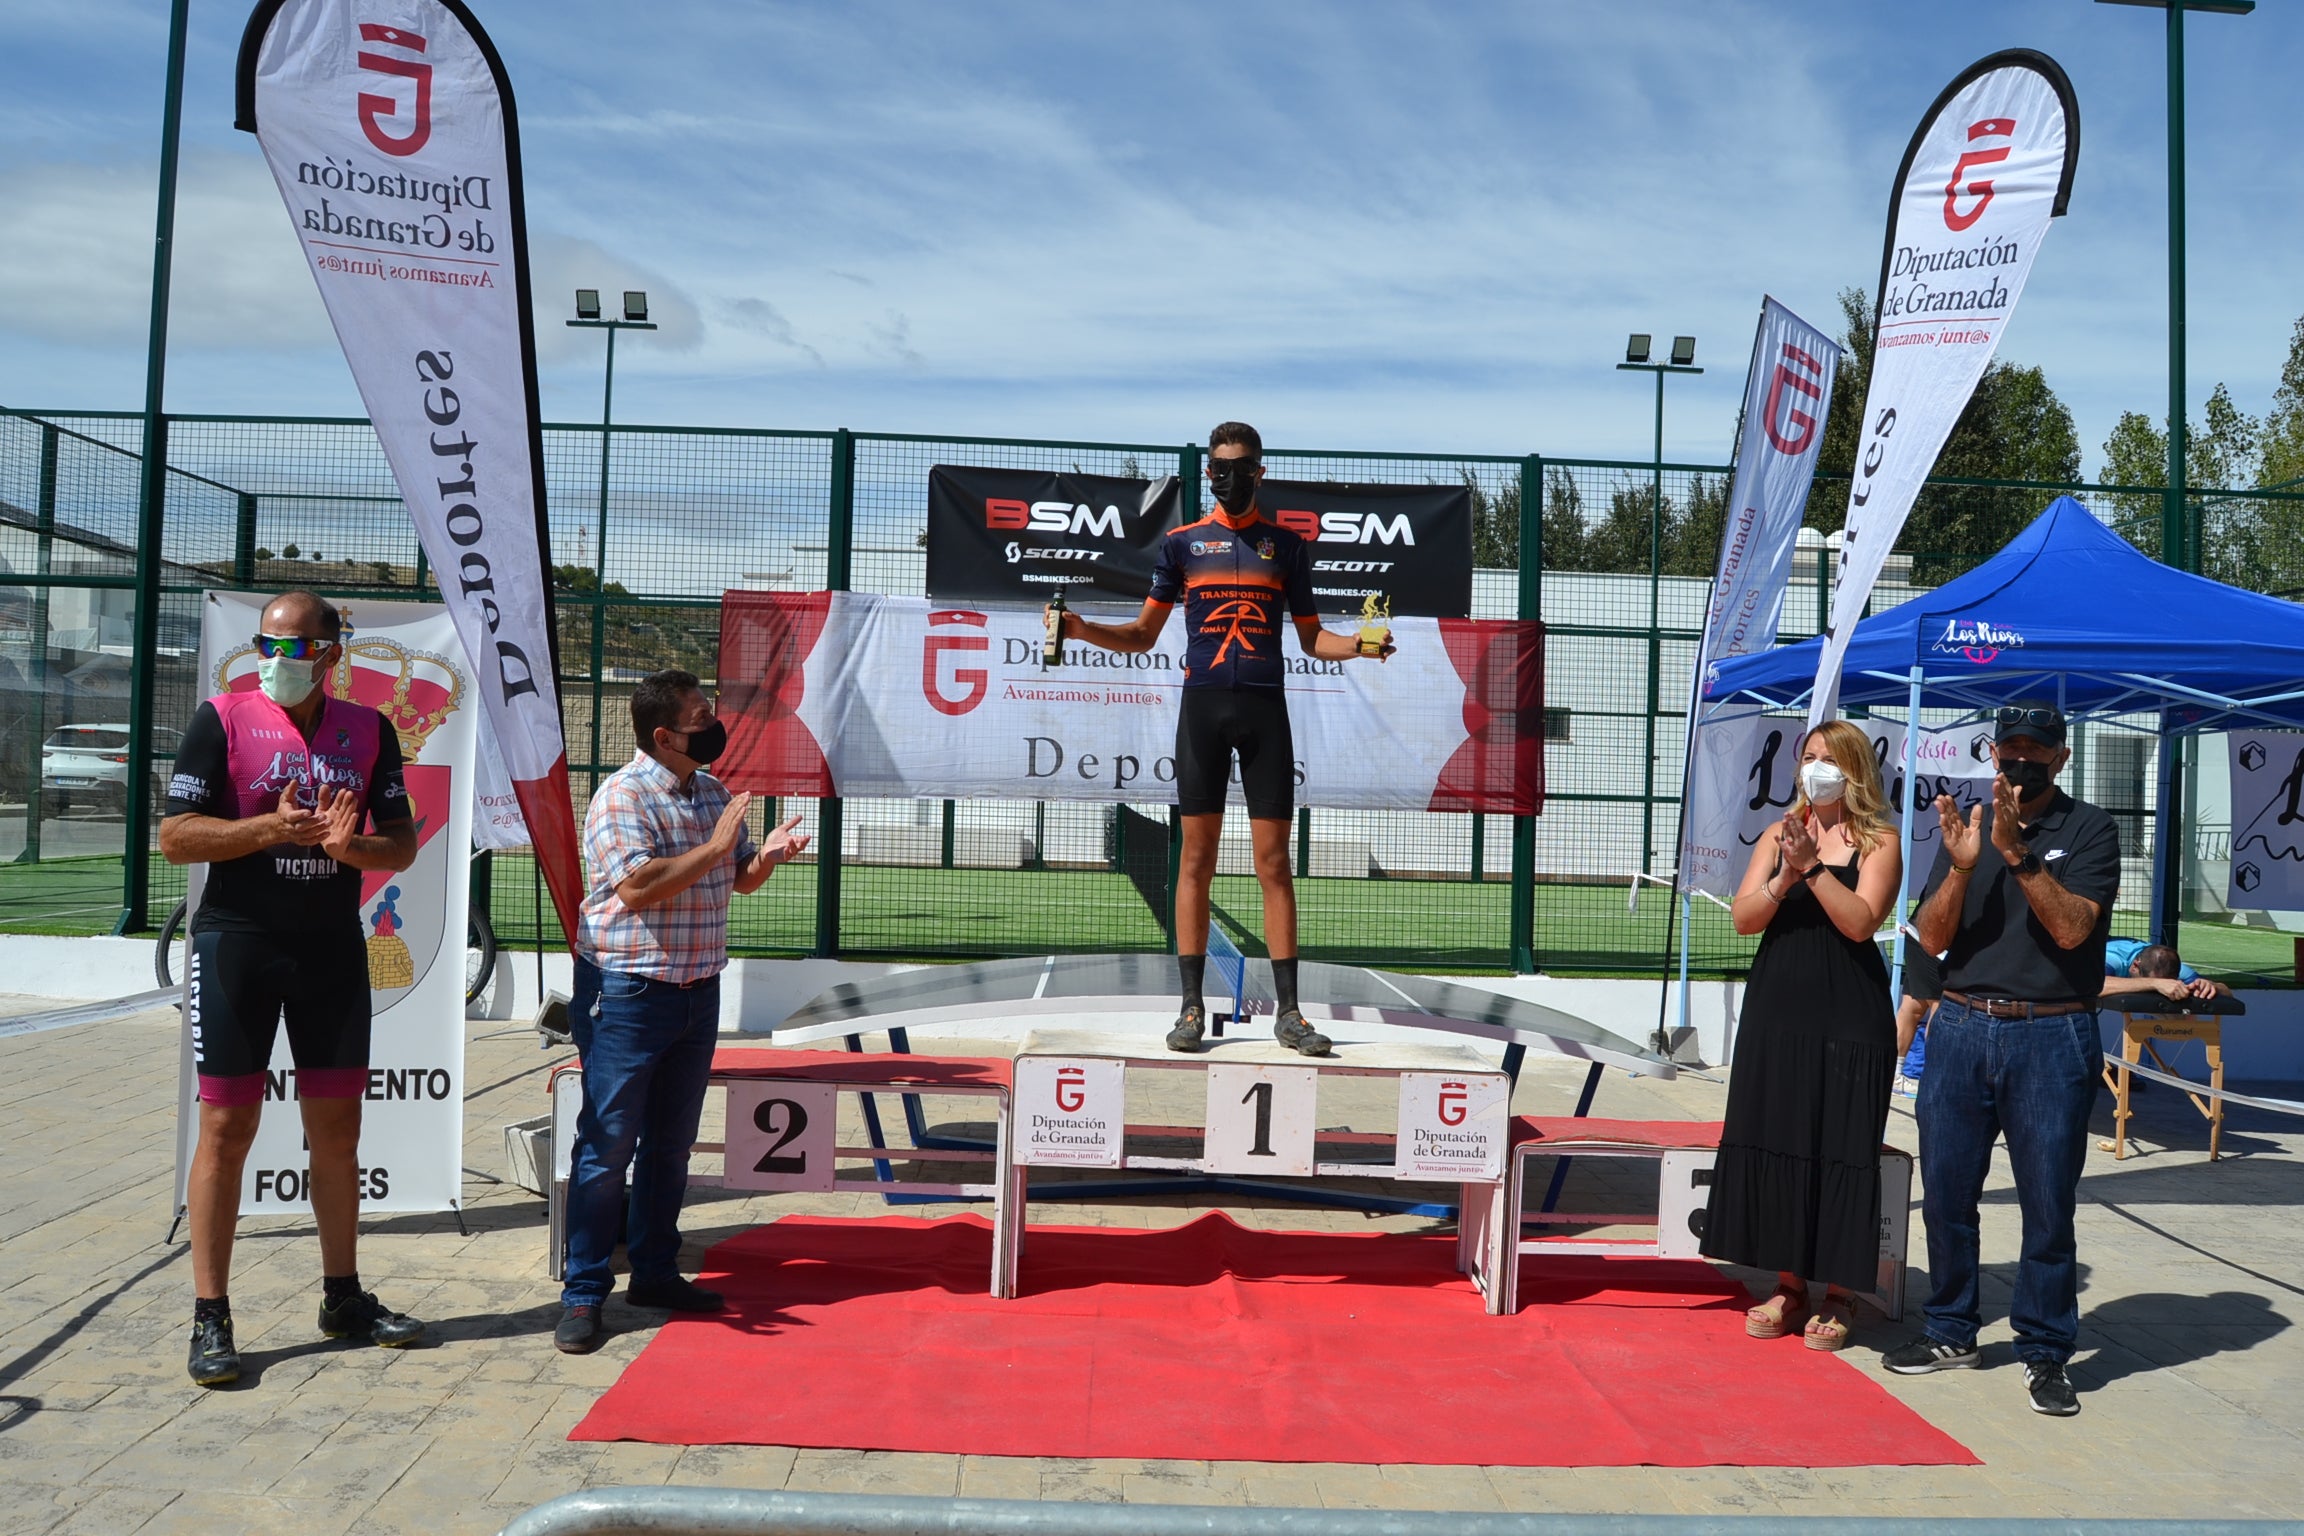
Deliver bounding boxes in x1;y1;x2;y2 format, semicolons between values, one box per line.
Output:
1806;286;2080;583
1463;468;1520;569
282;542;300;559
2098;381;2275;587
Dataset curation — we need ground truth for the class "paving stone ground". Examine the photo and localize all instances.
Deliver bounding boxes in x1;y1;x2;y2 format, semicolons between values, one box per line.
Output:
0;990;2300;1533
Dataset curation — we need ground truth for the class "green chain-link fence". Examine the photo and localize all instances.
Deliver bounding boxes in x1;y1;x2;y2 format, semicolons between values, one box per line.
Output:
6;405;2300;982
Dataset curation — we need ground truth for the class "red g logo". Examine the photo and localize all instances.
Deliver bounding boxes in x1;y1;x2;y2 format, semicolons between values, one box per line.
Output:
357;24;433;158
1761;342;1826;455
922;610;989;717
1055;1067;1087;1114
1942;117;2014;232
1438;1081;1468;1127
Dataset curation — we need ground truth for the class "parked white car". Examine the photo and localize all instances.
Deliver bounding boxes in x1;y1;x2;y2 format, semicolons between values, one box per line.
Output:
39;723;181;818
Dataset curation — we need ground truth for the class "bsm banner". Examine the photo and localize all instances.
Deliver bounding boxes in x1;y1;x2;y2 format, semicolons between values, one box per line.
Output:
1680;713;1994;900
173;592;476;1218
926;466;1182;606
717;591;1542;814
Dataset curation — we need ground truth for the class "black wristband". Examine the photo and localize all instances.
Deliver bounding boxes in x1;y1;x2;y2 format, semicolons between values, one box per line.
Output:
1798;863;1822;883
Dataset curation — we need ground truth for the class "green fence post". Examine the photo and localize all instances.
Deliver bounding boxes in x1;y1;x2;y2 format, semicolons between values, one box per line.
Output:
1295;807;1310;880
1166;804;1182;950
1510;453;1541;974
1469;812;1484;884
941;798;956;869
233;492;258;586
19;425;59;865
814;429;854;959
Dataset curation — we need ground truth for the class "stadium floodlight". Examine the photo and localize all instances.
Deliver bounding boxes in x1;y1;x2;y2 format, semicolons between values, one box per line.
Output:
623;291;649;322
574;289;601;321
1670;335;1697;366
1624;334;1651;365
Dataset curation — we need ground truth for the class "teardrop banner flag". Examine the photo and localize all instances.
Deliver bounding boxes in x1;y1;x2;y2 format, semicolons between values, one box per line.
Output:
1808;50;2079;727
236;0;584;945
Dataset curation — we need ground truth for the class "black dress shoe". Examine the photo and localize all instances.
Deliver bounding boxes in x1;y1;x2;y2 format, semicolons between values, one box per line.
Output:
554;1303;604;1353
625;1275;725;1312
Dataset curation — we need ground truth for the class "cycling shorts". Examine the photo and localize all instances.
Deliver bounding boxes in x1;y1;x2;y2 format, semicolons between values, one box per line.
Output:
187;927;372;1106
1175;686;1296;819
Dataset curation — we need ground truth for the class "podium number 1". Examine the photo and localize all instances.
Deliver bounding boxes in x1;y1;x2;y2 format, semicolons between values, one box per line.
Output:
752;1097;809;1175
1240;1081;1275;1157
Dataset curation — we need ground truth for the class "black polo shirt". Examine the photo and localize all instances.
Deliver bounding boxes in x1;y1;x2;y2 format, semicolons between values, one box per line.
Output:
1918;788;2122;1005
1899;946;1943;1003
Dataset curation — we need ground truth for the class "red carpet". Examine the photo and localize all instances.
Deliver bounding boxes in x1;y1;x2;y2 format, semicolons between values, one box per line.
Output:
571;1213;1975;1467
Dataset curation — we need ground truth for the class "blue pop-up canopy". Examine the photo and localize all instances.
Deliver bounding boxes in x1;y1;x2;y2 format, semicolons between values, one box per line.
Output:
1704;495;2304;731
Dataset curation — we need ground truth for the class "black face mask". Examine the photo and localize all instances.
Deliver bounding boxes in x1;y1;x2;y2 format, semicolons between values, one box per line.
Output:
1209;459;1260;515
673;719;728;765
1999;756;2054;799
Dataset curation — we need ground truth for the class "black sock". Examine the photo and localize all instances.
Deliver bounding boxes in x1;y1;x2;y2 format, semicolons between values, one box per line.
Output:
193;1296;230;1324
323;1273;361;1304
1177;953;1206;1010
1272;957;1300;1015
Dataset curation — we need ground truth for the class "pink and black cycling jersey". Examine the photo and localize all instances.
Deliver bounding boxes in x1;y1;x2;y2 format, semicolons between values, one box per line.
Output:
165;690;411;934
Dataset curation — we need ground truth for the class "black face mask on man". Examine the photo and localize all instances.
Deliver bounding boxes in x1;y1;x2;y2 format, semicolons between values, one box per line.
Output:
1999;756;2055;800
1209;458;1260;515
671;719;728;765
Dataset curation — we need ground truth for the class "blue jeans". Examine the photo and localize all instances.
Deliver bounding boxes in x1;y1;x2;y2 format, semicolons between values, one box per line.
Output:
561;969;720;1308
1916;997;2100;1364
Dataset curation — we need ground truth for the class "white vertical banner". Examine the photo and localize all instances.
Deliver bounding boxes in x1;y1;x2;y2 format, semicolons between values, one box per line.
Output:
2228;732;2304;911
1809;50;2079;726
237;0;586;943
174;592;476;1216
1681;712;1994;900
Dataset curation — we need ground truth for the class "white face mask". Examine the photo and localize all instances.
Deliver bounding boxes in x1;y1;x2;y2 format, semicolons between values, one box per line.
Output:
1799;760;1847;804
256;654;321;707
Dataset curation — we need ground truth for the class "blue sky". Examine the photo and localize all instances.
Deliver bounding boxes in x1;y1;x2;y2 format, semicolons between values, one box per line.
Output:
3;0;2300;467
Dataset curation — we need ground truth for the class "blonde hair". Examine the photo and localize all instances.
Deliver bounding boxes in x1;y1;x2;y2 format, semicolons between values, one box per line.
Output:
1792;719;1895;854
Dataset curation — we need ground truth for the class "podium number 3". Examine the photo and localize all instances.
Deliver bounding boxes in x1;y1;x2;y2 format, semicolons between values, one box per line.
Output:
1240;1081;1275;1158
752;1097;809;1175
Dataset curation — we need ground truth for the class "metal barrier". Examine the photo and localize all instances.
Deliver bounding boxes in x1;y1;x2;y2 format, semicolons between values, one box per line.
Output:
493;1488;2304;1536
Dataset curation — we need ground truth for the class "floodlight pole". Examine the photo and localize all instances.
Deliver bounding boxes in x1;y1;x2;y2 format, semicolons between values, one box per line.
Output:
567;310;657;794
1616;355;1701;879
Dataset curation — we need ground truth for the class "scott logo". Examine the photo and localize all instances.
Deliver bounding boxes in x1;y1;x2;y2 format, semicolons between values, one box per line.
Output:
1055;1067;1087;1114
356;24;433;158
922;609;989;717
986;499;1125;538
1762;342;1827;455
1438;1081;1468;1127
1313;559;1395;573
1942;117;2015;233
1274;510;1417;546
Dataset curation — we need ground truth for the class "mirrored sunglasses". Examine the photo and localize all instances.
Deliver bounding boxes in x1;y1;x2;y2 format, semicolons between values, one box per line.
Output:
255;634;327;660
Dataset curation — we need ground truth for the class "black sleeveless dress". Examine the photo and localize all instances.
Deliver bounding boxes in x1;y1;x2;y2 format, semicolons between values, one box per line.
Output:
1700;853;1896;1292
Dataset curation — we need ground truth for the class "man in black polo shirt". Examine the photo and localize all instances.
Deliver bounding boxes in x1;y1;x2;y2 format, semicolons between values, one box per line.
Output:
1883;702;2119;1417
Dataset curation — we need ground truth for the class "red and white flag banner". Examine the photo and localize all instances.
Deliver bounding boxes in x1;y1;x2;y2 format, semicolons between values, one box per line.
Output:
1809;50;2079;726
236;0;584;942
718;593;1544;815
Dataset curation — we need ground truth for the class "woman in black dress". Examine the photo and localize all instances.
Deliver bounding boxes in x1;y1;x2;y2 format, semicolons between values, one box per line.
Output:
1702;719;1902;1350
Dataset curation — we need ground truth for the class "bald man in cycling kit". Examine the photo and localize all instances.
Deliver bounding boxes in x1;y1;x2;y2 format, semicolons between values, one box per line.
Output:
1049;422;1392;1056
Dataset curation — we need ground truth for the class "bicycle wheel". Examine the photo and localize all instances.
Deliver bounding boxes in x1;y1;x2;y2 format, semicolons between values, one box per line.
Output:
465;907;499;1006
154;899;189;989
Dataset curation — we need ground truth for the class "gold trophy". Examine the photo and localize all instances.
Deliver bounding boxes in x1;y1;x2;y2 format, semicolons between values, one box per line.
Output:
1354;593;1392;657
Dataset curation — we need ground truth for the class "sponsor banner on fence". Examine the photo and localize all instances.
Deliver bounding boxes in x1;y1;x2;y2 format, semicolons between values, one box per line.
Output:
1809;49;2078;725
238;0;585;943
926;466;1183;606
2229;732;2304;910
717;591;1542;814
173;592;475;1217
1258;479;1473;619
1682;713;1994;900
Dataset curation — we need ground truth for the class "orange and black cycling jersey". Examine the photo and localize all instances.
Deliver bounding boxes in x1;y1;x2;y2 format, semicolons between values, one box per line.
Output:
1147;512;1318;689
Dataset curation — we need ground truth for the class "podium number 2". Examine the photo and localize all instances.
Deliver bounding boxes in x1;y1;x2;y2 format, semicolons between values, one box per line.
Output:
752;1097;809;1175
1240;1081;1275;1157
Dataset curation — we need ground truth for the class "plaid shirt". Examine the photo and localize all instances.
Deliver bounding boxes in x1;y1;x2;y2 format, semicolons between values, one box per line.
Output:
578;751;755;983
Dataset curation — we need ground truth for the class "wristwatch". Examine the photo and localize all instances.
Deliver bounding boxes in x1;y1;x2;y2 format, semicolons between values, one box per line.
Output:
2013;849;2043;877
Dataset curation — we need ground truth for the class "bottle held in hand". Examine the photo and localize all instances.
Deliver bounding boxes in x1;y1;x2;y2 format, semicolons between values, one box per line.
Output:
1043;590;1067;670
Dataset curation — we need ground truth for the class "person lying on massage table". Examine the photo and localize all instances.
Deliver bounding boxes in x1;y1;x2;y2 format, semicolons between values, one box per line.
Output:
2099;939;2230;1005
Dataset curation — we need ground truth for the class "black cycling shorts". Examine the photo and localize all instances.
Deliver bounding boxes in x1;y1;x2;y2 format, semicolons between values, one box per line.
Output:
1175;685;1296;819
187;927;372;1104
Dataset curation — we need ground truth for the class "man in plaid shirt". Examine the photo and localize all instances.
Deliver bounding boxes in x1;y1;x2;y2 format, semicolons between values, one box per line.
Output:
556;668;807;1354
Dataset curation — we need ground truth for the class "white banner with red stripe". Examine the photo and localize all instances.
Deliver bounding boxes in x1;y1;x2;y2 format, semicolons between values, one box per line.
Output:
718;592;1544;814
237;0;583;939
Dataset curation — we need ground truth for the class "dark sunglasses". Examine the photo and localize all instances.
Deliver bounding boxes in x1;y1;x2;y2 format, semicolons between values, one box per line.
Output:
1995;706;2062;729
1207;457;1261;481
255;634;331;660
